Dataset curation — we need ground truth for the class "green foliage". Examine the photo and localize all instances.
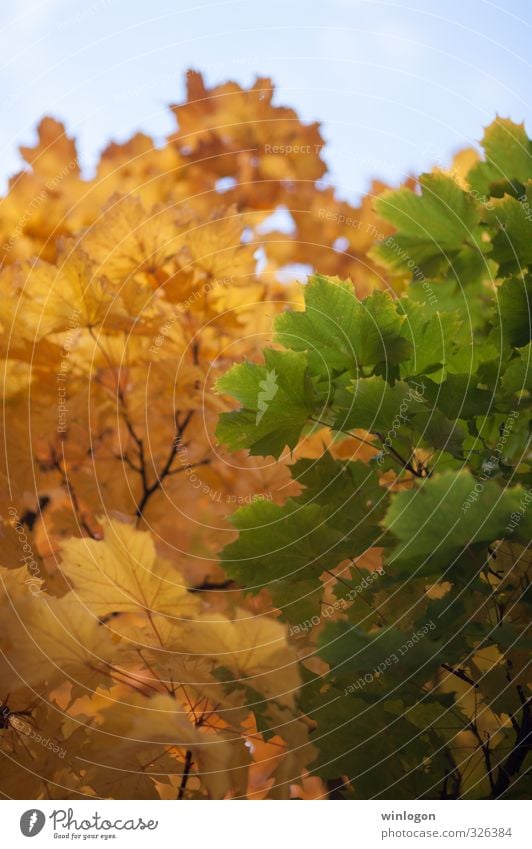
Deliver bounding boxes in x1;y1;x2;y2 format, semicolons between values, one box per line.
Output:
216;349;314;458
373;172;483;274
468;118;532;196
215;117;532;799
275;277;412;369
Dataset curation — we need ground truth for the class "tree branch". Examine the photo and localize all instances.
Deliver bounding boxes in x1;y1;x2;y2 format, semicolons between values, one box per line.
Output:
134;410;210;519
177;749;193;800
441;663;479;689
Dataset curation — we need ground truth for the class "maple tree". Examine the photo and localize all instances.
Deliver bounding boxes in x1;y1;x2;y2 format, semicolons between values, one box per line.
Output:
0;65;529;800
217;119;532;798
0;70;393;799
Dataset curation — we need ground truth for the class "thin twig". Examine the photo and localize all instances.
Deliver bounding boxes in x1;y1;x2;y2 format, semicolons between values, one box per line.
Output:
177;750;193;800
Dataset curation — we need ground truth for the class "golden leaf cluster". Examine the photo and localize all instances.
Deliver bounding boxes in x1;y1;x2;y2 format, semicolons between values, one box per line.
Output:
0;70;394;798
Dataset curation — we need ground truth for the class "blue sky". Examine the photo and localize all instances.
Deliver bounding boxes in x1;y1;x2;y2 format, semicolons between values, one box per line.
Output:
1;0;530;200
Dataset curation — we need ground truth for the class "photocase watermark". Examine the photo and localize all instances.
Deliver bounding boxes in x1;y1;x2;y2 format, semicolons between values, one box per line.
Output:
447;167;495;211
264;144;324;155
19;806;159;838
256;369;278;424
289;567;385;637
370;226;438;306
318;207;372;232
506;487;532;535
7;713;66;759
374;382;426;466
517;191;532;223
460;410;520;512
20;809;46;837
51;807;158;834
413;143;495;211
149;276;233;357
57;308;81;434
2;159;78;255
6;506;44;594
225;491;272;505
343;620;436;695
53;0;115;34
174;441;272;504
317;209;438;305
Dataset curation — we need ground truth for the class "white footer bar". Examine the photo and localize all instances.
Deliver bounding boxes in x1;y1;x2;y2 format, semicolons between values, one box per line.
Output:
4;799;528;848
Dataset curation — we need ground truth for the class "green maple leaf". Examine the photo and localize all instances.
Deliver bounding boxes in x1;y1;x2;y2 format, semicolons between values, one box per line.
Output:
371;172;482;274
468;118;532;197
382;470;529;570
275;274;411;372
216;348;314;459
487;190;532;274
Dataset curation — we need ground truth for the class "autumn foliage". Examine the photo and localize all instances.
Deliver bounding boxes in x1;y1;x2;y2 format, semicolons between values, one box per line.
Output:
0;71;394;799
1;72;530;800
216;120;532;799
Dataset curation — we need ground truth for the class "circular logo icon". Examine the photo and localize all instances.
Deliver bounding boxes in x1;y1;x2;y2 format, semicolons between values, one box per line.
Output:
20;810;46;837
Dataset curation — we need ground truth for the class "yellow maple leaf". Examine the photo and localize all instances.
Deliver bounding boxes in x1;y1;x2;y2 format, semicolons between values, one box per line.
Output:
60;518;200;621
182;610;300;708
